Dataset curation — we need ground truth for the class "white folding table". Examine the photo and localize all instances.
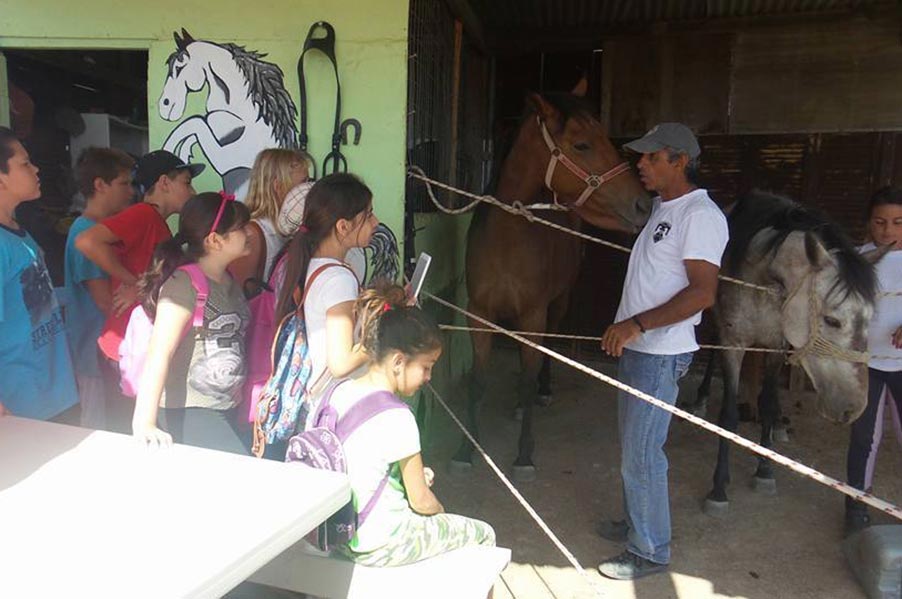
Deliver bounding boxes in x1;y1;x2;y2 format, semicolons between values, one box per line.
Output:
0;416;349;598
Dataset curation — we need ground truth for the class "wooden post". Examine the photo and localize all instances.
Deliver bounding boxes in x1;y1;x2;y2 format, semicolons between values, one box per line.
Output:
449;19;463;197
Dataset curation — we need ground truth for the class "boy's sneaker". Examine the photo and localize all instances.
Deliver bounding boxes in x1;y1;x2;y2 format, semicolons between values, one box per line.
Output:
598;551;669;581
595;519;629;543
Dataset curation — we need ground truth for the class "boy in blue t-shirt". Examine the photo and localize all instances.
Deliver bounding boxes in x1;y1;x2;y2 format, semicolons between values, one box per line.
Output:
64;148;135;428
0;127;77;420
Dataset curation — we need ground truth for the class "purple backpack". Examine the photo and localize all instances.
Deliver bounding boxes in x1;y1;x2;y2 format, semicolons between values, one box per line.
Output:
286;379;408;552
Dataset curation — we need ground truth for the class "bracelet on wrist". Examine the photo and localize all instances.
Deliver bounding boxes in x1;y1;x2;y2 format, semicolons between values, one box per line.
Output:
632;315;647;334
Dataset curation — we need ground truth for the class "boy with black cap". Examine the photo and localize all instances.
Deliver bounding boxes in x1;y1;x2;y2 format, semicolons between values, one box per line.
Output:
596;123;728;580
76;149;203;431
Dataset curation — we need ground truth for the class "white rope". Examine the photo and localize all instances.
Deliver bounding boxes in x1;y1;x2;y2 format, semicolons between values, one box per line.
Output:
409;168;902;299
424;291;902;522
437;324;902;362
408;167;778;295
426;382;604;598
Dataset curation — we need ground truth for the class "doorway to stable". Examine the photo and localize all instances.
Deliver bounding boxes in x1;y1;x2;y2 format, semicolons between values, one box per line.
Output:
3;48;148;284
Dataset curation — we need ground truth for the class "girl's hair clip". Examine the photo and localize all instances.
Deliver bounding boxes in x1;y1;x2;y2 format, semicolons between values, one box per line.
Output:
218;190;236;201
382;302;391;313
298;225;309;234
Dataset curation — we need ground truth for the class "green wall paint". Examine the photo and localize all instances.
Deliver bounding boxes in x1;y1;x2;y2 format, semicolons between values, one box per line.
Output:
2;1;476;400
1;0;409;245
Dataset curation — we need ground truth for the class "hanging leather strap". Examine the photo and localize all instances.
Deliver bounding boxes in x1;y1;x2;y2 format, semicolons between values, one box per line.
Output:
298;21;349;177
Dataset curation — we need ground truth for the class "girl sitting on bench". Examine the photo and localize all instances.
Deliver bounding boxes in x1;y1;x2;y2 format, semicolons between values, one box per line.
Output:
332;284;496;566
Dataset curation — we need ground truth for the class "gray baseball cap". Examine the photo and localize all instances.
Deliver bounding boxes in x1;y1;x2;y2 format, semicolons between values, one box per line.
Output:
624;122;701;159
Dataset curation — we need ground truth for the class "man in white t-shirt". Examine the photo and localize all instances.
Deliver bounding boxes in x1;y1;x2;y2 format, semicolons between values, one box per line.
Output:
596;123;729;580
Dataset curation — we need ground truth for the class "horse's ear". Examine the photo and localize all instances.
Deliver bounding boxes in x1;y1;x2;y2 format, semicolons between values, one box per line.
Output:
804;231;831;270
173;30;185;50
181;28;195;45
571;76;588;97
527;93;559;125
862;241;894;265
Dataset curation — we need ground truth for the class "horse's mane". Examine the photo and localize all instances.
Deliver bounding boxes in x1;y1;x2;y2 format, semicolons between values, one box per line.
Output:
224;43;299;149
165;41;300;149
725;190;876;303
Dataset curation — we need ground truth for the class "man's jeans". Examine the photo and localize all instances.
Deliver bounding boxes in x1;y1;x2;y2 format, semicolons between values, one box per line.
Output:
617;348;693;565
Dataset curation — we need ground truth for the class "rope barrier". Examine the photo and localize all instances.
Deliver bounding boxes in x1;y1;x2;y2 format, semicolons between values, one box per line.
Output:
426;383;604;598
408;167;902;298
437;324;902;362
424;291;902;522
408;167;777;294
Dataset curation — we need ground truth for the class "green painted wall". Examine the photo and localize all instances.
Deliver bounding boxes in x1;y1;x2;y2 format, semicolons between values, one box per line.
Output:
0;0;409;245
2;1;477;419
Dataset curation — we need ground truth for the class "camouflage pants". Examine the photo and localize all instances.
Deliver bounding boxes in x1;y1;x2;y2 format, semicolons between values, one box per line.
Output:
347;512;496;567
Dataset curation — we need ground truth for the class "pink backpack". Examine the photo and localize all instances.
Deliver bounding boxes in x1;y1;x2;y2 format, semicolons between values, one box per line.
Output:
242;253;288;422
118;264;209;397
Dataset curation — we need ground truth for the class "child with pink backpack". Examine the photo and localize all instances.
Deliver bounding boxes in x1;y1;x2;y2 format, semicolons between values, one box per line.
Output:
129;192;251;453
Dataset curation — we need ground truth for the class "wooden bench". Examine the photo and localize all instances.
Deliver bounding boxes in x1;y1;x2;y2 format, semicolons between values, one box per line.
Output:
249;540;511;599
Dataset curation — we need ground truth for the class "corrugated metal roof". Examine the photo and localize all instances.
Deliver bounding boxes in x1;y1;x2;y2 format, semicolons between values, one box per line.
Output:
466;0;893;41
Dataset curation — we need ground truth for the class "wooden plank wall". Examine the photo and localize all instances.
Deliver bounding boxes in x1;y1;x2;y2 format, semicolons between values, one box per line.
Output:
602;16;902;137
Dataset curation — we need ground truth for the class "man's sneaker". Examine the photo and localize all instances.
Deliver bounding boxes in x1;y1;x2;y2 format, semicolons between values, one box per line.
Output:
844;510;871;538
595;519;629;543
598;551;669;581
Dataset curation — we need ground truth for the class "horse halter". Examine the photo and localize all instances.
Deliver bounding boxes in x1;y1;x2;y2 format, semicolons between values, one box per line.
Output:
537;116;632;209
782;272;869;370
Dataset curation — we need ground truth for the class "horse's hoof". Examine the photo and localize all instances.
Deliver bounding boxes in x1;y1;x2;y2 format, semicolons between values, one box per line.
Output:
773;428;790;443
448;460;473;476
537;394;553;407
751;476;777;495
512;464;536;482
513;406;523;421
703;498;730;517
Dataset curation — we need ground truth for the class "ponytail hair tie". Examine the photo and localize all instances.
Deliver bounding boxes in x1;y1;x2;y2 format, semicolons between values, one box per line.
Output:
298;224;309;234
382;302;391;313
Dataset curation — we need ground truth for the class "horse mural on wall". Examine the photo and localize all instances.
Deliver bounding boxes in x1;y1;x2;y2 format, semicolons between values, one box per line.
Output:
159;28;299;199
158;28;400;283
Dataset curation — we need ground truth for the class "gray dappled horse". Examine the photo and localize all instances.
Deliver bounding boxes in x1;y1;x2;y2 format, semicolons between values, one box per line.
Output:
682;191;882;514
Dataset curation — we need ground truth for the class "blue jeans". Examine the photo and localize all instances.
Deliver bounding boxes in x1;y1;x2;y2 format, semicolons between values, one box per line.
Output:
617;348;693;565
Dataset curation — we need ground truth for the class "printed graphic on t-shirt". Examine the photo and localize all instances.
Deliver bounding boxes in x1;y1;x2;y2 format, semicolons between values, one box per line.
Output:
187;301;247;402
21;260;53;326
653;222;672;243
20;256;65;351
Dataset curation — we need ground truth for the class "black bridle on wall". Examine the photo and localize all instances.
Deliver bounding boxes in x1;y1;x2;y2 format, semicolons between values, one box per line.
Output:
297;21;363;178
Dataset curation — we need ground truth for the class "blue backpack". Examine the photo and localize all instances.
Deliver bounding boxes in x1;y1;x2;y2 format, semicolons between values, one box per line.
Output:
286;379;408;552
252;263;349;457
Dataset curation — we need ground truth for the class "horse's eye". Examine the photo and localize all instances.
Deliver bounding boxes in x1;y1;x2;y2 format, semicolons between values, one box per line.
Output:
573;142;590;152
823;316;842;329
175;64;185;77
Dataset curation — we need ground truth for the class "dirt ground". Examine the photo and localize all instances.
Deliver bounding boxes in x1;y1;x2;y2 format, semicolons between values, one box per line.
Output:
422;345;902;599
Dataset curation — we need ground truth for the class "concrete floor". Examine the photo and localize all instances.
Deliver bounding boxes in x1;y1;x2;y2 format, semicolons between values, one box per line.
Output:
423;347;902;599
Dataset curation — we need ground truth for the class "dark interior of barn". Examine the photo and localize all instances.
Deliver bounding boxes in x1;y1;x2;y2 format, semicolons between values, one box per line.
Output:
406;0;902;352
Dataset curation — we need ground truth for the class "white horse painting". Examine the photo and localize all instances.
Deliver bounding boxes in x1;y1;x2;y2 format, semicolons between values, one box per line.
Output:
159;29;299;199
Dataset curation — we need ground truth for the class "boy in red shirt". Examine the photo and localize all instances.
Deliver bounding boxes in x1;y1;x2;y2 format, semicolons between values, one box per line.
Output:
76;150;203;431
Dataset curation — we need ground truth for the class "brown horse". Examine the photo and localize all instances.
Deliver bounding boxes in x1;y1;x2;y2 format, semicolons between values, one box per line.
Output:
453;89;651;480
